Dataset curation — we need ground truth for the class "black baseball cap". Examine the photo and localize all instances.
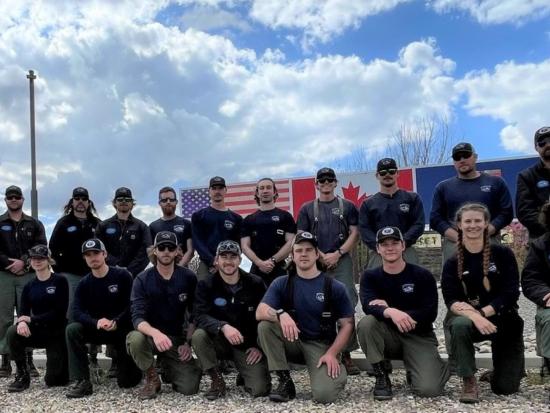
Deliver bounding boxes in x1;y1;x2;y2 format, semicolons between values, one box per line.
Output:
5;185;22;197
72;187;89;198
154;231;178;247
293;231;318;248
376;226;404;243
28;244;50;259
115;187;133;199
452;142;474;157
216;240;241;256
316;167;336;180
535;127;550;143
82;238;106;253
209;176;226;188
377;158;397;172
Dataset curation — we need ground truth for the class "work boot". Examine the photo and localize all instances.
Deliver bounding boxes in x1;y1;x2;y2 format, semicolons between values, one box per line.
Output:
65;379;93;398
205;367;226;400
459;376;479;403
269;370;296;403
0;354;12;378
139;366;162;400
26;351;39;377
342;352;360;376
107;357;118;379
7;360;30;392
372;361;392;400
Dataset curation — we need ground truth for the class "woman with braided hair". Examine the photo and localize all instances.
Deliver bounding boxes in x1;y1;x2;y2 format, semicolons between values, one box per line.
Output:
441;203;524;404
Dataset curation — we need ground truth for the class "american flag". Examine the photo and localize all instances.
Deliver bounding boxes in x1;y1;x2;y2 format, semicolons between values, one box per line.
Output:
180;179;292;219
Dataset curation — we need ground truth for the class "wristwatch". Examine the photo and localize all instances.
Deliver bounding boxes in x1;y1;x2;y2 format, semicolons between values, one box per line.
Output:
270;257;277;263
275;309;286;320
337;248;344;256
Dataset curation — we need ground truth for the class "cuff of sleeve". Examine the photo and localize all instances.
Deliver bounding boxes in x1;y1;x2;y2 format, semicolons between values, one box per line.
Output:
133;317;145;329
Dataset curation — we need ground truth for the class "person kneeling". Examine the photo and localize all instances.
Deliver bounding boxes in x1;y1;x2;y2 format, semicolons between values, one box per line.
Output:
357;227;449;400
256;232;354;404
6;245;69;392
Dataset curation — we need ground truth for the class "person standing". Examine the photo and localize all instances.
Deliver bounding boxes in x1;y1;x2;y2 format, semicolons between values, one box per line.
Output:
296;167;360;374
0;185;47;377
192;240;270;400
191;177;242;280
149;186;194;267
126;231;202;400
441;203;524;403
49;187;101;320
359;158;425;269
5;245;69;392
241;178;296;286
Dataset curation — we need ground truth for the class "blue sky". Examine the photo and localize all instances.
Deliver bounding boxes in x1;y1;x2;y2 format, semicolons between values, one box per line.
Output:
0;0;549;230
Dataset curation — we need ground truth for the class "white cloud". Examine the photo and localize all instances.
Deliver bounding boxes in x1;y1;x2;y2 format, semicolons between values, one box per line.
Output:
458;59;550;152
428;0;550;25
180;4;251;32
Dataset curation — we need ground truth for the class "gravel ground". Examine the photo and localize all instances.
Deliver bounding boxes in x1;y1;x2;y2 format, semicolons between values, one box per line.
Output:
1;287;544;412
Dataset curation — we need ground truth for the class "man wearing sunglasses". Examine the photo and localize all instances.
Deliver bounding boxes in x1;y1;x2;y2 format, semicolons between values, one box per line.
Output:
430;142;513;264
127;231;202;400
516;127;550;239
296;167;360;375
359;158;425;269
96;187;151;277
192;240;270;400
149;186;193;267
0;185;47;378
49;187;102;321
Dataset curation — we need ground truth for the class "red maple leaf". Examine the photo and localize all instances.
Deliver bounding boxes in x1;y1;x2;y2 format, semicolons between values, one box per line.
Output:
342;181;368;207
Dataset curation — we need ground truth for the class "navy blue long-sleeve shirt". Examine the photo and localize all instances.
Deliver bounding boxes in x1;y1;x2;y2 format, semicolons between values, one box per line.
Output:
20;273;68;329
191;207;242;267
360;263;438;333
429;173;513;236
131;266;197;337
359;189;425;249
73;267;134;329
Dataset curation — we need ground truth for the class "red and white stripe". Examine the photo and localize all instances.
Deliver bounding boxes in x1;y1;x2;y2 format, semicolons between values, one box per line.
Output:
225;179;291;217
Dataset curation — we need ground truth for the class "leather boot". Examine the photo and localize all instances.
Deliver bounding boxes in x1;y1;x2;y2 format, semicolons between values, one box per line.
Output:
26;350;39;377
8;360;30;392
139;366;162;400
0;354;12;378
372;361;392;400
459;376;479;403
269;370;296;403
205;367;226;400
342;352;360;375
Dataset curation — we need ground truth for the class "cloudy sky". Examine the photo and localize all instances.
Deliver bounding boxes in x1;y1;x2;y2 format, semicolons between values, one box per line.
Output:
1;0;549;231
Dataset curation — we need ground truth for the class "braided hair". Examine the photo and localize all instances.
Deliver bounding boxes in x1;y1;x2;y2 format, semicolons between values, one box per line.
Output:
455;203;492;292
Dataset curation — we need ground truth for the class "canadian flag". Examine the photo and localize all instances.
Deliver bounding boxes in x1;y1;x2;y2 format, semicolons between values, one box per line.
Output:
290;169;414;217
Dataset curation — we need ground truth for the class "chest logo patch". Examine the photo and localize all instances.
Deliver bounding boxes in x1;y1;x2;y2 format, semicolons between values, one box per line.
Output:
399;203;410;213
1;225;12;231
179;293;188;302
537;180;550;188
488;263;497;273
46;286;56;294
108;284;118;293
224;220;234;230
402;283;414;293
276;229;284;235
316;292;325;302
331;208;341;216
66;226;77;233
106;227;117;235
173;225;185;232
248;306;254;312
480;185;492;192
130;234;136;240
271;215;280;222
214;297;227;306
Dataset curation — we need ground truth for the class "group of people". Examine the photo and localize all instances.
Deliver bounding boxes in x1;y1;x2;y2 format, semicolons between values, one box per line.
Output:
1;126;550;405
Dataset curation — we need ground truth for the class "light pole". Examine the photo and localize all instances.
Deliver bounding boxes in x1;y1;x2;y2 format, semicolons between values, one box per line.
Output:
27;70;38;219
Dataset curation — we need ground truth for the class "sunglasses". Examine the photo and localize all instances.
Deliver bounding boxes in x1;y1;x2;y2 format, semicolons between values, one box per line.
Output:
378;169;397;177
317;178;336;184
452;152;473;162
73;196;89;202
6;195;22;201
157;244;177;252
115;197;133;203
537;137;550;148
159;198;177;204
